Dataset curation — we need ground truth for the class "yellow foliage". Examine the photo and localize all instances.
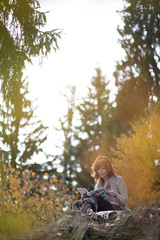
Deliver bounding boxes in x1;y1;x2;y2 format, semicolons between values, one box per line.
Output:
113;112;160;208
0;166;76;236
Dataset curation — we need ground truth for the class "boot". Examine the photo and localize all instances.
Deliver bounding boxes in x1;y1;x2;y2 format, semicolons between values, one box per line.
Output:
72;200;83;210
80;198;98;213
71;200;83;217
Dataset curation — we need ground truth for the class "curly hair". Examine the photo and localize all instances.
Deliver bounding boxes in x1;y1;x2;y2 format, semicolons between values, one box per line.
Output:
91;155;115;182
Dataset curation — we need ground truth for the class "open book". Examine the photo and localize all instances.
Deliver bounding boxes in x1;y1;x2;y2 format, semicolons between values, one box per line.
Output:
77;187;107;197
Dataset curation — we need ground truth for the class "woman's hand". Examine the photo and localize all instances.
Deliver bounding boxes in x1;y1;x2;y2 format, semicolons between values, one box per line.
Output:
107;190;117;197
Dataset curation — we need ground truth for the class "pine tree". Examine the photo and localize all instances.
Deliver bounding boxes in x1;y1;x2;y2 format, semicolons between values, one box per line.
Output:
74;68;112;187
0;0;61;102
58;86;77;188
114;0;160;133
0;0;60;169
0;78;47;169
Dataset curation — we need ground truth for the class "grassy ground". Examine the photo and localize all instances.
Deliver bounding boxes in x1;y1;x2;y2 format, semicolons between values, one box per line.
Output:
2;200;160;240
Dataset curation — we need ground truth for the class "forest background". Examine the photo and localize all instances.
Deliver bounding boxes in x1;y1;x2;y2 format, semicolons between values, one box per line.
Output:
0;0;160;236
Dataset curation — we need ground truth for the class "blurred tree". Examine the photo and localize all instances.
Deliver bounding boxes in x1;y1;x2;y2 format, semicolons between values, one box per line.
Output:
74;68;112;187
58;86;77;189
0;0;60;169
0;78;47;168
113;112;160;207
114;0;160;134
0;0;60;102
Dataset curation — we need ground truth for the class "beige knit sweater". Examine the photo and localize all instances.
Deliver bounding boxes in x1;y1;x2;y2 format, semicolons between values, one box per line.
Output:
94;175;128;209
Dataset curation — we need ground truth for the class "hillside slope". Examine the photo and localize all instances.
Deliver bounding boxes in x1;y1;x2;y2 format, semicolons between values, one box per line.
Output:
7;200;160;240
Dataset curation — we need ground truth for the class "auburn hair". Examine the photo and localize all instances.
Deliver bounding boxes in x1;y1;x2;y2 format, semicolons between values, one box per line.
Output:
91;155;115;182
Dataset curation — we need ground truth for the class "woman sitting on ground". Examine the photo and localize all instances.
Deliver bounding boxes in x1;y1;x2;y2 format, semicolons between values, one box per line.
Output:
72;155;128;213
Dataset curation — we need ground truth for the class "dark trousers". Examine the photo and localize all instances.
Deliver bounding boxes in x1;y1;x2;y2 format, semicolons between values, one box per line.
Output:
81;193;121;212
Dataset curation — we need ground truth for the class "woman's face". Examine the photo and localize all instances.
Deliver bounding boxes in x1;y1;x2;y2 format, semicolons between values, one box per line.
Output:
97;165;108;180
